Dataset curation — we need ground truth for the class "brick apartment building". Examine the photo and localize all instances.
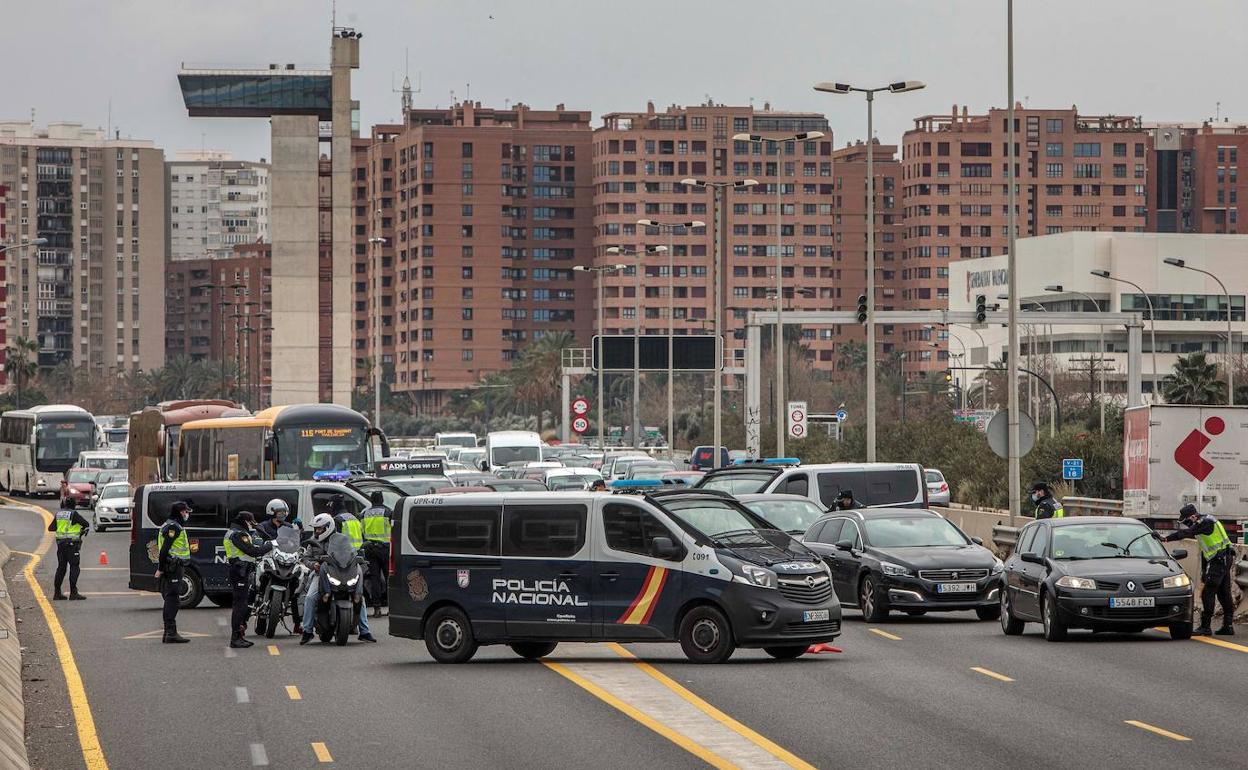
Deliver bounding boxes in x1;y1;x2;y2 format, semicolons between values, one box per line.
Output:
1147;121;1248;234
352;127;401;393
0;184;6;384
900;105;1150;372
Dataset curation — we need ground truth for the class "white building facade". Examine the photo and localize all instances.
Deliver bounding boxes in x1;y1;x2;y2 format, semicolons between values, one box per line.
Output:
166;151;269;262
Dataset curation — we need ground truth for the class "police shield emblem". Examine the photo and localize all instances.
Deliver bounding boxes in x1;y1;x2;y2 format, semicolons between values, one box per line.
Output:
457;569;470;589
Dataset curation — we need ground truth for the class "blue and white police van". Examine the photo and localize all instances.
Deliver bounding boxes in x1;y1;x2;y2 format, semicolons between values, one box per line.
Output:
388;488;841;663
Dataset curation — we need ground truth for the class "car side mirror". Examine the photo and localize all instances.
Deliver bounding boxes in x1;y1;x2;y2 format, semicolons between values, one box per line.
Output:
650;536;679;559
1019;552;1044;565
970;536;984;546
1169;548;1187;560
835;538;854;552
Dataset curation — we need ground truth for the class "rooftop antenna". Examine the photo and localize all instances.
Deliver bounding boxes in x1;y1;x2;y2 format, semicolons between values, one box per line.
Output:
1216;101;1222;122
392;47;420;114
331;0;336;29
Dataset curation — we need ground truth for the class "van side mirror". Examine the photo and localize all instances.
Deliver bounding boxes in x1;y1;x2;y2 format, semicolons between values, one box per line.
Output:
1169;548;1187;560
1019;552;1044;565
650;536;680;559
835;538;854;552
970;536;984;546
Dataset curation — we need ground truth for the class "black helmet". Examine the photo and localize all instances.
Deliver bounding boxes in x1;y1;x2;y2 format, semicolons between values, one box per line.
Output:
62;497;77;510
370;491;385;506
170;500;191;514
1031;481;1051;493
837;489;855;500
1179;503;1199;519
233;511;256;527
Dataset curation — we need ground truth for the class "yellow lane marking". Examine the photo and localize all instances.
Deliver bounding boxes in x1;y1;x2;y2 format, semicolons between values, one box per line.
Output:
267;645;280;656
311;742;334;763
1153;627;1248;653
286;685;302;701
868;628;902;641
1125;720;1191;742
542;660;738;769
21;507;109;770
970;666;1014;682
0;495;48;512
608;643;817;770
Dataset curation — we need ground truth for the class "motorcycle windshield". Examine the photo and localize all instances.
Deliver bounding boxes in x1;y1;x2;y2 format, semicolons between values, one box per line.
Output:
274;526;301;554
326;533;357;570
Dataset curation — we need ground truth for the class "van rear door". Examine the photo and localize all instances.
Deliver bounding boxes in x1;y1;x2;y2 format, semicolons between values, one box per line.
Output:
498;501;594;638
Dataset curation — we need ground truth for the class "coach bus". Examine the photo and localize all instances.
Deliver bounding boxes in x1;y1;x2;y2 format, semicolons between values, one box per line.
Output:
128;400;244;493
178;403;389;482
0;405;100;496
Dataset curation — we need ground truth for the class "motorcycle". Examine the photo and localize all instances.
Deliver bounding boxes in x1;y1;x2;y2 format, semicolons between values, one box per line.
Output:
315;533;364;646
252;526;305;638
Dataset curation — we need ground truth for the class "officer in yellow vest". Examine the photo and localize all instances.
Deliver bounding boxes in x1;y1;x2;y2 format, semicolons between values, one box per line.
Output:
223;511;273;649
361;491;393;616
1165;504;1236;636
48;497;91;600
156;501;193;643
1031;482;1065;519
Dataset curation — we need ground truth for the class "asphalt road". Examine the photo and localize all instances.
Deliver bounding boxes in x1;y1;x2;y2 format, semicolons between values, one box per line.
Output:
4;497;1246;770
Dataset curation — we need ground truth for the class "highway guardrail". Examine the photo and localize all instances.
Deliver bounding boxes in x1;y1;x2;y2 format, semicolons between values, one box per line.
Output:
991;524;1020;555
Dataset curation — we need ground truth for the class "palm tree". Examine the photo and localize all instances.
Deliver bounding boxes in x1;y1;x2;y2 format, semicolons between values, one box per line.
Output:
1162;352;1227;405
511;332;574;432
835;340;868;374
4;336;39;408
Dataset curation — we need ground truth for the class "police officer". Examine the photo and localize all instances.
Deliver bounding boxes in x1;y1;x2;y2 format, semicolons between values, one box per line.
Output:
360;491;392;616
223;511;274;649
332;505;377;643
1031;482;1064;519
48;497;91;600
256;498;296;540
835;490;864;510
156;501;192;644
1164;503;1235;636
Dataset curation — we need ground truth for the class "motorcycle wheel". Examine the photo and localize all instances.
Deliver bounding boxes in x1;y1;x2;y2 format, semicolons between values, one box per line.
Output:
264;590;282;638
334;604;352;646
317;604;333;644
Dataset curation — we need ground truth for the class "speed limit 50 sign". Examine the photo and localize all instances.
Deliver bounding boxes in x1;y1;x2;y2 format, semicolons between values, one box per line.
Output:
571;416;590;434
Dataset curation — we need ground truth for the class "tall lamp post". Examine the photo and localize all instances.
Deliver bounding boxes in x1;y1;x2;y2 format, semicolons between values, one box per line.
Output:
573;262;629;449
813;80;925;462
637;219;704;454
680;177;758;469
1045;284;1106;431
732;130;824;457
368;236;387;430
607;245;667;448
0;237;48;255
1163;258;1234;405
1092;270;1158;401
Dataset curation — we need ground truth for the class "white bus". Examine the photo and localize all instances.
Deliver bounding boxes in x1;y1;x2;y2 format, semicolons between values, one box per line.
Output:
0;405;100;496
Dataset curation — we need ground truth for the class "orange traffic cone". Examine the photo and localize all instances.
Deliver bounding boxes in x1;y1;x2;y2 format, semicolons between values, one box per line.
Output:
98;551;109;566
806;643;842;654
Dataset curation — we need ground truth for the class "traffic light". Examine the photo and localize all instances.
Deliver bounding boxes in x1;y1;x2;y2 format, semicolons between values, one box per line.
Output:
974;294;987;323
856;294;868;324
944;370;953;383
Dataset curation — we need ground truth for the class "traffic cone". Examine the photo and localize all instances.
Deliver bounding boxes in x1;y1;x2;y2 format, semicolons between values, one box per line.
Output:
98;551;109;566
806;643;842;654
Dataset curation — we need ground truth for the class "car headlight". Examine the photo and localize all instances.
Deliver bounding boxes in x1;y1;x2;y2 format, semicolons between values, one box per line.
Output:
733;564;777;589
1162;573;1191;589
346;575;359;587
880;561;912;577
1056;575;1096;590
991;557;1004;574
327;575;342;586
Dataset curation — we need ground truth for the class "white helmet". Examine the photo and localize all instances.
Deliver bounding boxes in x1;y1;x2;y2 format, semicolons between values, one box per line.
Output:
312;513;334;543
266;499;290;519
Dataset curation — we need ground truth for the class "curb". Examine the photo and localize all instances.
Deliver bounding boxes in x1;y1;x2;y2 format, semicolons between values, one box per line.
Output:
0;540;31;770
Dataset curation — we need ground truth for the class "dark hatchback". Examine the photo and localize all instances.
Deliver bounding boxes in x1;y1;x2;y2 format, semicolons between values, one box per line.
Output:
999;516;1194;641
803;508;1002;621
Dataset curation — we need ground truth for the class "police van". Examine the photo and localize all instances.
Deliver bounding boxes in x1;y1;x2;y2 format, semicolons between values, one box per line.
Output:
128;478;398;608
699;462;928;509
389;488;841;663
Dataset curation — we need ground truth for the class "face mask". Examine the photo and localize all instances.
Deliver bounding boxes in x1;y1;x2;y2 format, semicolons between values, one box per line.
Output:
1031;493;1041;502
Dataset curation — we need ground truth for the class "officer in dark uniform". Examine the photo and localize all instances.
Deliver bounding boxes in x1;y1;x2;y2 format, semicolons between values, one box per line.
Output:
835;490;864;510
1164;503;1236;636
1031;482;1064;519
224;511;273;649
156;501;192;644
49;497;91;600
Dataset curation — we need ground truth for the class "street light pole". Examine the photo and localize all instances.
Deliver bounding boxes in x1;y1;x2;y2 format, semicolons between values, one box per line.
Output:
575;262;628;449
1163;258;1234;405
1092;270;1157;401
813;81;924;462
1046;284;1106;432
1006;0;1020;525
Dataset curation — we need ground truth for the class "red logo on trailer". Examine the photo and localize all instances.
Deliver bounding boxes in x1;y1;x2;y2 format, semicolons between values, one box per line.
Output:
1174;416;1224;482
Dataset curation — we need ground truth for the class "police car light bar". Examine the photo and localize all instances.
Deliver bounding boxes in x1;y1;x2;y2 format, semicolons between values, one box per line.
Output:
730;457;801;466
608;479;667;494
312;470;355;482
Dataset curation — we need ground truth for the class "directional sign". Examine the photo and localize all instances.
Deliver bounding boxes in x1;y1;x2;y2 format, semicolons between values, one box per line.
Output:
1062;458;1084;480
787;401;808;440
571;416;590;435
571;397;591;417
836;409;848;422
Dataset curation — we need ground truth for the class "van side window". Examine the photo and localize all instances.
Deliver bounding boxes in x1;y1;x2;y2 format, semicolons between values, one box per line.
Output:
816;471;861;507
603;503;683;561
781;473;809;496
230;488;301;523
408;505;500;555
146;490;228;529
312;489;362;517
864;471;920;507
816;518;845;545
502;504;586;558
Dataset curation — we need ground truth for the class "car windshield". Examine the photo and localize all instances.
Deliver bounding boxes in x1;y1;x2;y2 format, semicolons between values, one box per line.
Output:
549;478;587;491
863;516;969;547
744;500;827;533
630;464;676;480
925;470;944;483
663;499;771;539
393;477;452;495
100;483;130;499
698;473;772;494
68;470;95;483
1050;523;1168;560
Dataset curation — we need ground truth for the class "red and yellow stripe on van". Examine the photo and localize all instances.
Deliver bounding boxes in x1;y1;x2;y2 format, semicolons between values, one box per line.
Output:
618;566;668;625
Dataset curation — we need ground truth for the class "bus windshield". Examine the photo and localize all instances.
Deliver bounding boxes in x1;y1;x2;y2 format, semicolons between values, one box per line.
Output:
490;445;540;466
275;425;370;479
35;421;97;473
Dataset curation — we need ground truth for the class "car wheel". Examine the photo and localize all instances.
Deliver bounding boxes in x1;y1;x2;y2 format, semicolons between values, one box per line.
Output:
179;571;204;609
999;588;1025;635
763;645;807;660
1041;591;1067;642
859;575;889;622
425;606;478;664
976;604;1001;621
509;642;558;660
1169;622;1193;640
678;605;735;664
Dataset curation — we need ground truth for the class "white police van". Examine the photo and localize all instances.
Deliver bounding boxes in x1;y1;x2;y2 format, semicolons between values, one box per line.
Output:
388;488;841;663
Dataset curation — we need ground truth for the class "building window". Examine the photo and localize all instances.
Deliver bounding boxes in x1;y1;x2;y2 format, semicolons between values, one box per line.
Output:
1045;163;1063;178
1045;143;1063;157
1046;118;1063;133
1073;143;1101;157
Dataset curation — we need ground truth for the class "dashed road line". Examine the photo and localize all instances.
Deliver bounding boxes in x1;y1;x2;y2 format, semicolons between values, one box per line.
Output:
311;742;334;763
225;647;238;658
250;742;269;766
868;628;902;641
267;644;280;656
970;666;1014;682
235;687;249;704
286;685;302;701
1125;720;1191;742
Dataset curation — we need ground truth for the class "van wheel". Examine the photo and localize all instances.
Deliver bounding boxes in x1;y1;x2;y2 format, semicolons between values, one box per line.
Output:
763;645;806;660
859;575;889;622
425;606;478;663
180;571;204;609
679;605;735;664
510;642;558;660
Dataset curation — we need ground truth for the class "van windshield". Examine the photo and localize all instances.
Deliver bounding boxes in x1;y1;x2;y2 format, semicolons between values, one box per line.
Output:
662;498;772;539
697;472;772;495
440;435;476;448
491;446;540;465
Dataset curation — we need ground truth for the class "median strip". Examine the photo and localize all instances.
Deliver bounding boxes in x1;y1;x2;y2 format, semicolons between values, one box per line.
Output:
1125;720;1191;742
970;666;1014;682
868;628;902;641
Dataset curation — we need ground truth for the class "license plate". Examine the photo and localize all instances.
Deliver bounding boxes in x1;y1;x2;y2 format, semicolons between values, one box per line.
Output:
937;582;977;593
803;609;830;622
1109;597;1155;608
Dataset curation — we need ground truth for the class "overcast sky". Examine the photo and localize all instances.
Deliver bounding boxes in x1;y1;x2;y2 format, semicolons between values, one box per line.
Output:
5;0;1246;160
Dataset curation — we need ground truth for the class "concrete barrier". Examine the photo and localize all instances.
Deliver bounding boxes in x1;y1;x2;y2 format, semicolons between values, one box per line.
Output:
0;541;31;770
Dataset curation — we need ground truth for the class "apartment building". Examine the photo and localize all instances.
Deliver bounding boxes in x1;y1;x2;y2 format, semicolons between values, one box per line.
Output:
353;126;401;393
1148;121;1248;234
0;122;165;373
0;184;7;384
900;105;1150;372
167;150;270;261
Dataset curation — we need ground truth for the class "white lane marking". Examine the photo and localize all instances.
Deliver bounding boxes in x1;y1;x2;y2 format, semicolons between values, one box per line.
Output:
217;616;228;627
235;687;249;704
250;742;269;766
225;647;237;659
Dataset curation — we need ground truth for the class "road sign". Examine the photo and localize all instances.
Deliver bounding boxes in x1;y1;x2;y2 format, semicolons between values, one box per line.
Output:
571;397;590;416
835;408;848;422
954;408;996;433
571;416;590;435
1062;458;1084;480
986;410;1037;459
787;401;808;440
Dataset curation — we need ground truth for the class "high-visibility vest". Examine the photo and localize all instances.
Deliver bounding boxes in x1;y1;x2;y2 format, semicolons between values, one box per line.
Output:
54;511;83;540
1051;505;1065;518
159;523;190;560
362;507;391;543
1197;519;1232;560
340;516;364;550
222;529;256;562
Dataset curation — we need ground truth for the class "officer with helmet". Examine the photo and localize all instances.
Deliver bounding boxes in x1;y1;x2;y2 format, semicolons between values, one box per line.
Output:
156;501;193;644
256;498;298;540
48;497;91;600
1164;503;1236;636
223;511;273;649
1031;482;1064;519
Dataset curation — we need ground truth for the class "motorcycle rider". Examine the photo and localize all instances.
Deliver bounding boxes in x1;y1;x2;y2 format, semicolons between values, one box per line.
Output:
333;501;377;640
361;491;392;616
254;498;305;634
299;513;377;644
224;511;273;649
1031;482;1064;519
